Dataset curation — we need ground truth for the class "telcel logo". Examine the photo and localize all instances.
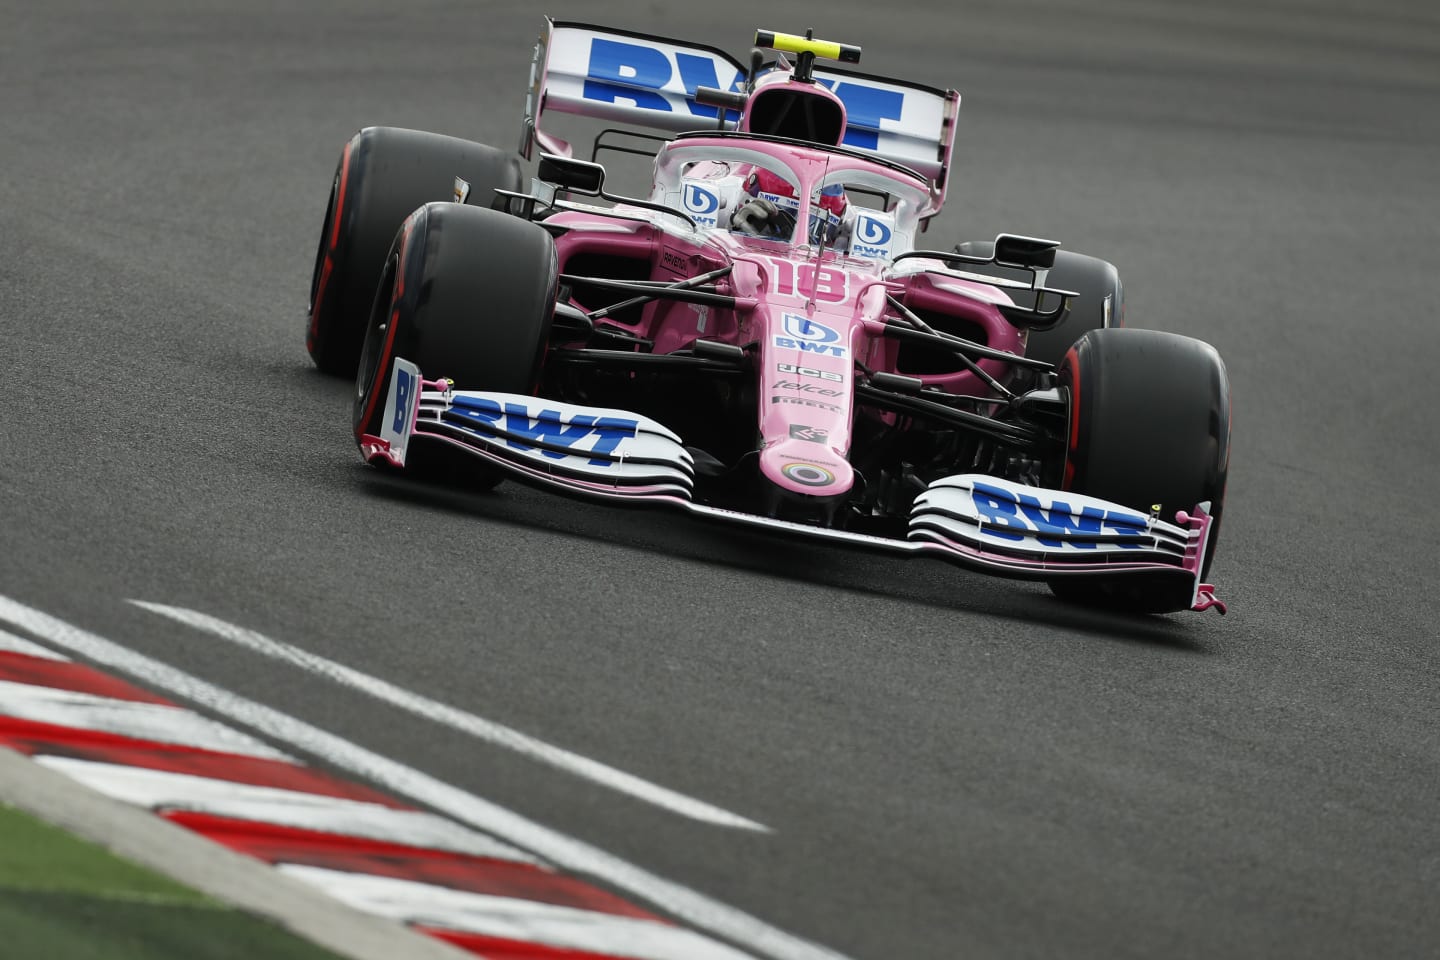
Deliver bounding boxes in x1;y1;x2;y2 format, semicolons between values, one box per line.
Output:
774;380;842;398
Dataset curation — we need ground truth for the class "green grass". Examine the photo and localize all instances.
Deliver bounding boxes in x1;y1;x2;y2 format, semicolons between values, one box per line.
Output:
0;802;347;960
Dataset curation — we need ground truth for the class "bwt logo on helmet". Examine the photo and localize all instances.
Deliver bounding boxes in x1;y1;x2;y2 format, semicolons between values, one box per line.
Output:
852;215;894;258
581;37;906;149
682;182;720;225
969;481;1148;549
773;313;847;358
450;396;639;467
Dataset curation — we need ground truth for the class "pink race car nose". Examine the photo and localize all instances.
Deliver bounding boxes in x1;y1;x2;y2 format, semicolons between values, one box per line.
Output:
758;438;855;497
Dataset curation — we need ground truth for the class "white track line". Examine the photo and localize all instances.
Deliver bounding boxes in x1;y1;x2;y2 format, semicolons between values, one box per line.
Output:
0;595;849;960
280;865;754;960
36;757;533;862
131;601;768;834
0;679;291;760
0;628;69;660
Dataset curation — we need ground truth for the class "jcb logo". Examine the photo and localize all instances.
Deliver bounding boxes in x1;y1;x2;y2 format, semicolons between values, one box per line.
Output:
777;362;844;384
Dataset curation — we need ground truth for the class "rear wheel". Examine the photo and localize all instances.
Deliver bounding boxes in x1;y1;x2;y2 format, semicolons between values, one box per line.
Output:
953;241;1123;368
308;126;522;377
1048;328;1231;613
354;202;559;485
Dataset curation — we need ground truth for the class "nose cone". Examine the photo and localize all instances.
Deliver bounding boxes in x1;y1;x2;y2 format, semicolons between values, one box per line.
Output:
759;439;855;497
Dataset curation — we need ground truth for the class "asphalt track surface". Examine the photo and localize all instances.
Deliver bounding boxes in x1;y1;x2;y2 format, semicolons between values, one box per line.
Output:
2;1;1439;957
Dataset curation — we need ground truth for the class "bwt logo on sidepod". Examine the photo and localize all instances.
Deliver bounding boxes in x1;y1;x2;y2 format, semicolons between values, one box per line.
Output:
970;481;1148;549
852;215;893;258
451;396;639;467
773;313;847;358
682;182;720;226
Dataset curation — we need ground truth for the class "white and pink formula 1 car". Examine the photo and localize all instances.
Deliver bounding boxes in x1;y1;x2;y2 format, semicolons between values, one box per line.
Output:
306;21;1231;615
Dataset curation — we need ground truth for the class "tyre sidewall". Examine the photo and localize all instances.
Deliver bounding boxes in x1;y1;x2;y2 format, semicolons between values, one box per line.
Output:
309;127;523;377
354;202;558;441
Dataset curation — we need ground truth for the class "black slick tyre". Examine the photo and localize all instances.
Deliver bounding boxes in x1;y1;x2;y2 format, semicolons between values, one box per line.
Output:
953;241;1124;368
354;202;558;485
1049;328;1231;614
307;127;522;377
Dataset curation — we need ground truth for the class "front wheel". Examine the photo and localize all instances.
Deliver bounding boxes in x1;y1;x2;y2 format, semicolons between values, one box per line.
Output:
354;202;559;485
308;127;522;377
1048;328;1231;614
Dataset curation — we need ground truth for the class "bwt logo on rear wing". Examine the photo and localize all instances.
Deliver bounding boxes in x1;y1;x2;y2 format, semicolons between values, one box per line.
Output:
522;20;959;194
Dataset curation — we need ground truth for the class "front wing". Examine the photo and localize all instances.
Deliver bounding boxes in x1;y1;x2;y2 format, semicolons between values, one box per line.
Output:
359;359;1224;614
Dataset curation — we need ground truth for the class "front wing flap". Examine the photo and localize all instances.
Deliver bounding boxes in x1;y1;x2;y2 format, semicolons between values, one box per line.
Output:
360;360;1222;612
359;359;695;497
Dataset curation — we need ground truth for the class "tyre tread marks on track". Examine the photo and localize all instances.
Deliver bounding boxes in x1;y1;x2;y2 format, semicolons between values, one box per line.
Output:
0;631;756;960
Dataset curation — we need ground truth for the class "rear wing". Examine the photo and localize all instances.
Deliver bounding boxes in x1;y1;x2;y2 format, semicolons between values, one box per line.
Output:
520;20;961;215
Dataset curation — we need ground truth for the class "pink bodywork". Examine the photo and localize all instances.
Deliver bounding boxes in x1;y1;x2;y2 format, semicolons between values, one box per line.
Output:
546;136;1024;498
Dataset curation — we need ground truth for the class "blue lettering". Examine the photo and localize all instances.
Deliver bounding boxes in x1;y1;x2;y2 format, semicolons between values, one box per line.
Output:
827;83;905;152
391;369;412;432
970;485;1027;542
1102;511;1149;541
583;39;672;112
1015;493;1103;548
773;335;846;357
451;399;639;466
970;482;1147;549
503;404;599;459
582;416;641;465
675;52;744;119
451;395;502;425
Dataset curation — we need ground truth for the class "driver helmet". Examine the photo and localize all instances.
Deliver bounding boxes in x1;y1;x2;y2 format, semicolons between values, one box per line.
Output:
810;182;848;247
735;169;849;246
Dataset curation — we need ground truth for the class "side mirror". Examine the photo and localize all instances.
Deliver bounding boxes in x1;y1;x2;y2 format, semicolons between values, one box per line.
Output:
538;154;606;196
695;85;748;113
993;234;1059;270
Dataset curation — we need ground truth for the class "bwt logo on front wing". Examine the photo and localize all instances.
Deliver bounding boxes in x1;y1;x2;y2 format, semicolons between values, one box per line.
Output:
451;396;638;467
970;482;1148;549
